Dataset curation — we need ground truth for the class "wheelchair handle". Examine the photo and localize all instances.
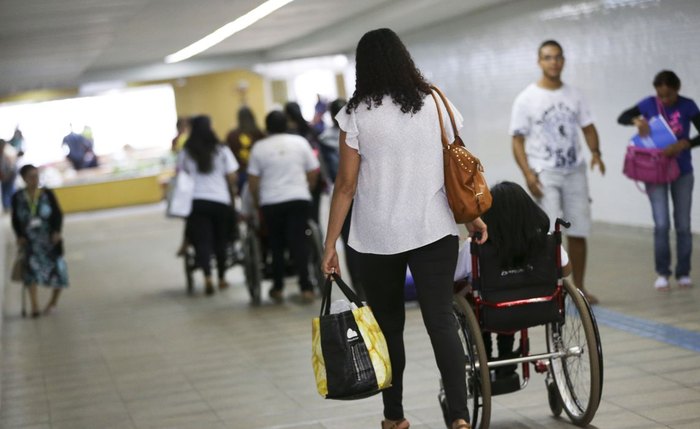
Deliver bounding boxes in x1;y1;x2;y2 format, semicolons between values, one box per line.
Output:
555;218;571;232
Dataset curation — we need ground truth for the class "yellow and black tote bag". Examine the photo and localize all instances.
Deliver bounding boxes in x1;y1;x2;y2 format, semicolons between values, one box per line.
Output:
312;273;391;400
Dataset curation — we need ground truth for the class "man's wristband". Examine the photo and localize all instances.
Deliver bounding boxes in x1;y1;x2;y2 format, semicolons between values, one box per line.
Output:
591;149;601;156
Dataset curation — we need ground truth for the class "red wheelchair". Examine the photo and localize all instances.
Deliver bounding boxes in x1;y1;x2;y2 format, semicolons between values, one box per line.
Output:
439;218;603;428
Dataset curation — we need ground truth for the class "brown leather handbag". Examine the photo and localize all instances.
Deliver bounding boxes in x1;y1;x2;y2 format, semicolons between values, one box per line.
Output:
430;86;492;223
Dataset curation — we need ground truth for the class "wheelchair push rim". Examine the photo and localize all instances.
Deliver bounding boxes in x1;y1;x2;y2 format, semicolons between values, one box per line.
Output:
451;295;492;429
546;281;603;426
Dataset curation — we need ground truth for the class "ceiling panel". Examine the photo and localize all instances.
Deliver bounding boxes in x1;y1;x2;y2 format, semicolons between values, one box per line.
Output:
0;0;512;97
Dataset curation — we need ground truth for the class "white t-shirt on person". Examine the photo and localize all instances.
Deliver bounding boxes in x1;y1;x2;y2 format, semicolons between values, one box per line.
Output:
335;92;462;255
178;145;239;205
247;133;320;206
509;83;593;172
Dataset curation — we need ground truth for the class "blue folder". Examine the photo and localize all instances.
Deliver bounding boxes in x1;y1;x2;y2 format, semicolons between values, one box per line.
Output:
630;115;677;149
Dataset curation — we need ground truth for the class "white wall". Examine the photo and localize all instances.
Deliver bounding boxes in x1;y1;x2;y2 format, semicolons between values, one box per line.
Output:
402;0;700;231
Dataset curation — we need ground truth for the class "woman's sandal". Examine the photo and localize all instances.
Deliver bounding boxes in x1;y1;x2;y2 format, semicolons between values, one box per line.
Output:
452;420;471;429
381;418;410;429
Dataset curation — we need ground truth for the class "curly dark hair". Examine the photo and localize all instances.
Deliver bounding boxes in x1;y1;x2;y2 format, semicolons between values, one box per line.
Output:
184;115;220;173
346;28;431;114
481;181;551;269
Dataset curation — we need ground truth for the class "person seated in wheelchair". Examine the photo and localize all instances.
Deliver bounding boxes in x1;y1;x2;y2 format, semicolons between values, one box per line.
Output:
454;181;572;381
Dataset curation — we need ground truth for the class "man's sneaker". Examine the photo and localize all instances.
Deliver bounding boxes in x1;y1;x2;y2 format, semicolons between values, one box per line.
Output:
678;276;693;288
654;276;670;291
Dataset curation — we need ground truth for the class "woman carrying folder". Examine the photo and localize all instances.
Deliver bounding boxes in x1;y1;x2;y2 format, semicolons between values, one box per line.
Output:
618;70;700;291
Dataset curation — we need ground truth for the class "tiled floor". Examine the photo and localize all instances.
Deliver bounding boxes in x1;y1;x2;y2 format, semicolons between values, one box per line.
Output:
1;204;699;429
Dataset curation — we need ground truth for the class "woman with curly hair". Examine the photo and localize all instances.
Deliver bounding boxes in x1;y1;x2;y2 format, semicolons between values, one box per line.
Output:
321;28;486;429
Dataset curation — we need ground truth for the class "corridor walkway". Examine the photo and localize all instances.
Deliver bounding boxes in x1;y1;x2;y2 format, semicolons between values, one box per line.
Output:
1;205;699;428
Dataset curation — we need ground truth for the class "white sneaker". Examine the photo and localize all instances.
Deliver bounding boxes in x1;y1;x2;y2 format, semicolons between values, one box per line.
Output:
678;276;693;288
654;276;670;291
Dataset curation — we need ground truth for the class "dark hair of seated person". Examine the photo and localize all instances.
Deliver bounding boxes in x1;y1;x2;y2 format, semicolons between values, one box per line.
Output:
480;181;551;269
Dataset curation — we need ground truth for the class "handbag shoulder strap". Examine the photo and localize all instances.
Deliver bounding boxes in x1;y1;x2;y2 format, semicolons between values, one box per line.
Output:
430;85;460;146
430;90;449;150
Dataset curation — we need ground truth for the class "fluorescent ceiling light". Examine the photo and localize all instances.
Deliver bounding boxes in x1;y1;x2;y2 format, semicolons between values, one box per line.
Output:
165;0;295;64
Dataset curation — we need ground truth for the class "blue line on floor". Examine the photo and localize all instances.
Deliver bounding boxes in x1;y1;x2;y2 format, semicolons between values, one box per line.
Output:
593;307;700;353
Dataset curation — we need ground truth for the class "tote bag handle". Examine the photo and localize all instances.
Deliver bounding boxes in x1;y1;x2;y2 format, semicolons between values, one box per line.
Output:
319;273;364;317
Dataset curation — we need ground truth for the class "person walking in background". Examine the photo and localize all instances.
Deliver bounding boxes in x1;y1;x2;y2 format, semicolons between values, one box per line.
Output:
62;126;98;170
247;111;320;304
5;128;25;209
311;94;328;135
510;40;605;305
284;101;324;223
226;106;264;190
617;70;700;290
11;165;69;317
318;98;345;183
1;139;19;213
179;115;239;295
321;28;487;429
171;116;190;153
9;127;25;156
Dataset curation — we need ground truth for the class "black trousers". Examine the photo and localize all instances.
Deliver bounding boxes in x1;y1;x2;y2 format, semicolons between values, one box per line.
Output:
261;200;312;292
187;199;232;278
357;235;467;422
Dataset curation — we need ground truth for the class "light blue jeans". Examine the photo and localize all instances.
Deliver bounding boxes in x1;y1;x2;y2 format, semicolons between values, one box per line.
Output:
645;173;694;278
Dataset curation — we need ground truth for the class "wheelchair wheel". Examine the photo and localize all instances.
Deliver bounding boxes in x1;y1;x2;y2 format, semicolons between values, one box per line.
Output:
242;225;262;306
184;248;195;295
452;295;491;429
546;281;603;426
305;219;325;294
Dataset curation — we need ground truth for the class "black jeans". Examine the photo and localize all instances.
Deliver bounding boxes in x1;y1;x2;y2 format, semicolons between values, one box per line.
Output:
186;199;232;278
261;200;312;292
357;235;467;422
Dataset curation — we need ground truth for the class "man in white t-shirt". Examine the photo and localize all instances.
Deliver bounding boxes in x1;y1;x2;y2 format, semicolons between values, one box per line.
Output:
248;111;320;304
509;40;606;305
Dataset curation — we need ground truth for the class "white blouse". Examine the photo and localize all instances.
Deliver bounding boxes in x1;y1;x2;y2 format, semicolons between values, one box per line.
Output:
336;92;463;254
178;145;239;205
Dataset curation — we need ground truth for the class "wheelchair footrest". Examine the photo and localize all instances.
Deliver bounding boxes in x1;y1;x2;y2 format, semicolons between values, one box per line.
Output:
490;372;520;395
